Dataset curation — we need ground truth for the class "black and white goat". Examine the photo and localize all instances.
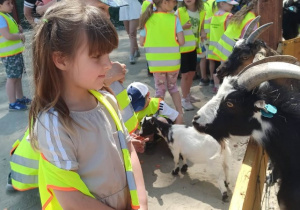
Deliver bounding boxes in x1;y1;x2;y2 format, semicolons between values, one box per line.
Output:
140;117;231;202
217;16;279;80
193;61;300;210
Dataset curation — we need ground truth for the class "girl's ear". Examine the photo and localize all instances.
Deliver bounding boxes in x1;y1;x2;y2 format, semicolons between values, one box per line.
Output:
52;51;69;71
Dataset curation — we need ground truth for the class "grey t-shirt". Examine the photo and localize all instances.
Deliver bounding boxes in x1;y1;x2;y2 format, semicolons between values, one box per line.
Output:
36;91;130;209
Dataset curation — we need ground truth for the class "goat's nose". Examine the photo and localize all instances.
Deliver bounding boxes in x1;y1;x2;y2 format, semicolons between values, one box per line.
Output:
193;115;200;122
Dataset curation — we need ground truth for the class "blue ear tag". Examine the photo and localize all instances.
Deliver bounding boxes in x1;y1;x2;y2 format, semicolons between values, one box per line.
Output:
261;104;277;118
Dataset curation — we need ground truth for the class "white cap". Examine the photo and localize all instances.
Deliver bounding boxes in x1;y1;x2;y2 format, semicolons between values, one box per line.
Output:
127;82;149;97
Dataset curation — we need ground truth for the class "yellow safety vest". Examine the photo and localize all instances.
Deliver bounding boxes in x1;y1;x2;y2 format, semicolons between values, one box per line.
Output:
136;98;162;124
40;90;140;210
207;12;230;61
203;0;216;39
177;7;197;53
0;12;24;57
176;7;206;54
10;128;39;191
110;81;139;134
141;0;152;13
144;12;180;73
213;12;256;61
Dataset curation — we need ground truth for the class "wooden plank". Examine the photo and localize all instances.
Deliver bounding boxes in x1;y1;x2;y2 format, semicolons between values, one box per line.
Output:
229;138;268;210
282;37;300;60
258;0;282;49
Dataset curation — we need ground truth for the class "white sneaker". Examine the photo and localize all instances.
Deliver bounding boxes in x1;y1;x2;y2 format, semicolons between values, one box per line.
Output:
181;98;194;111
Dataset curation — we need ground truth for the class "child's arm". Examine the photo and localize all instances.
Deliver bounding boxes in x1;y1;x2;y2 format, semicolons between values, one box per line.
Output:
175;17;185;46
139;28;146;47
129;141;148;209
0;27;25;42
53;190;114;210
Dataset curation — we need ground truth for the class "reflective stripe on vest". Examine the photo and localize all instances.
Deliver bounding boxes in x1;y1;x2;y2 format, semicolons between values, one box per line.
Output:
90;90;140;209
110;81;138;134
197;10;206;54
144;12;180;73
203;0;216;39
10;128;39;191
207;12;230;61
0;12;24;57
40;90;140;210
213;12;256;61
177;7;196;53
136;98;162;125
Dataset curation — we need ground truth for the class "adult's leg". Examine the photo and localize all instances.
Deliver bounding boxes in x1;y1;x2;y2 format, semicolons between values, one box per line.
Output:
128;19;139;55
200;57;208;80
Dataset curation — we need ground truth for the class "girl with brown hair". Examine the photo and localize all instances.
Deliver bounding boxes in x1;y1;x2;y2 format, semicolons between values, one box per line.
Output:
29;0;147;209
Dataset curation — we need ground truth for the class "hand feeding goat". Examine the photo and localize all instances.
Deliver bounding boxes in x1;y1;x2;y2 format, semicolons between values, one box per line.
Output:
139;116;231;202
193;60;300;209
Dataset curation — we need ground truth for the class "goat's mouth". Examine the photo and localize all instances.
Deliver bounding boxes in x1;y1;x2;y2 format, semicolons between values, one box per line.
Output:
192;121;207;133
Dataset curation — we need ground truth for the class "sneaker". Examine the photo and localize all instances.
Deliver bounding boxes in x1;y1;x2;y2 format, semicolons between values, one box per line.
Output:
129;55;135;65
181;98;194;111
9;102;28;111
134;50;140;58
209;80;214;87
199;78;209;86
188;94;200;103
6;172;15;191
16;96;31;105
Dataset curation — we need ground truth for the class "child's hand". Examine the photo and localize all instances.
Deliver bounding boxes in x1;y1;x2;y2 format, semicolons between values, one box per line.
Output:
18;25;23;33
130;133;149;153
19;33;25;43
104;61;127;86
200;29;207;42
182;21;192;30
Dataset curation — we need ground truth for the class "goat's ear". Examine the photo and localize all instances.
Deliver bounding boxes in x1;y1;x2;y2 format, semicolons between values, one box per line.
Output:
150;117;155;124
254;100;266;110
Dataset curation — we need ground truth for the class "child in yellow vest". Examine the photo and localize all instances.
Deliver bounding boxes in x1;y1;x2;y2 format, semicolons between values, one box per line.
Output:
28;1;147;209
213;0;258;61
139;0;184;124
0;0;31;111
175;0;205;111
127;82;183;125
207;0;237;92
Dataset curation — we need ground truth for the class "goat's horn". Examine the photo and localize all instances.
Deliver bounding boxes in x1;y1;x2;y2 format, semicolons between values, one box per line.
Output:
239;55;300;75
242;16;261;39
237;62;300;91
246;22;273;44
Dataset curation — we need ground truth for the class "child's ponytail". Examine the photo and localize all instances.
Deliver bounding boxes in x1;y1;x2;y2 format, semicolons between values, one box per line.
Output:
230;0;258;25
139;3;154;29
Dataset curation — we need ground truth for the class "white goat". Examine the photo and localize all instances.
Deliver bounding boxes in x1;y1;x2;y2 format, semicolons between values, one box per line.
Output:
139;116;231;202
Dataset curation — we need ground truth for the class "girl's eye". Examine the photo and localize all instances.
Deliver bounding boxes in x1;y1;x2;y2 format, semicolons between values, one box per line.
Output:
226;102;234;108
91;55;100;59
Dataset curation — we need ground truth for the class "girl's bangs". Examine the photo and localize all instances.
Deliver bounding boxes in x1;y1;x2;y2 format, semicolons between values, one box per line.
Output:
86;18;119;56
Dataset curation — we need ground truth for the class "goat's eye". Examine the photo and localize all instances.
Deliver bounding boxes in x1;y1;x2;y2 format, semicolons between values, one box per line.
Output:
226;102;234;108
242;56;249;60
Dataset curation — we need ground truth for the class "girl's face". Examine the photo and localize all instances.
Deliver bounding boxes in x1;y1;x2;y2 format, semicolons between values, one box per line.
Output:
0;0;13;13
162;0;177;12
221;2;233;12
63;35;112;91
184;0;196;8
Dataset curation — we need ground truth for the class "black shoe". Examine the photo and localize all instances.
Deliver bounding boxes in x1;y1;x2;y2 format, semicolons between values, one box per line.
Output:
199;78;209;86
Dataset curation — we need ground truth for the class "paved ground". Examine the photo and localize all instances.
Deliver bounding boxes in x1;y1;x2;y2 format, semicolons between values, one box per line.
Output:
0;29;252;210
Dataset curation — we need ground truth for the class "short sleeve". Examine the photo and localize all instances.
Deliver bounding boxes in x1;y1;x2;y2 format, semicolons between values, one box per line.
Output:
176;17;183;33
24;0;37;8
36;111;79;171
158;101;179;122
140;28;146;37
0;16;7;29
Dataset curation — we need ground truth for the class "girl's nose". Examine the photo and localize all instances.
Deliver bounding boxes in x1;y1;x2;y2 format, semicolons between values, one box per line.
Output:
103;55;112;71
